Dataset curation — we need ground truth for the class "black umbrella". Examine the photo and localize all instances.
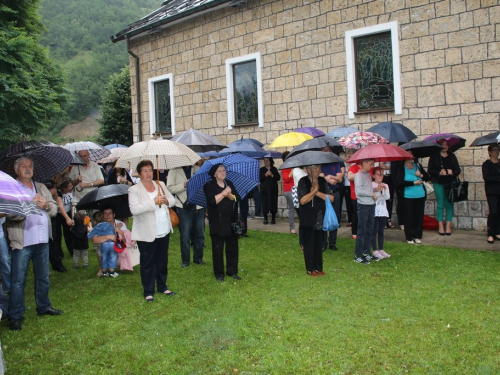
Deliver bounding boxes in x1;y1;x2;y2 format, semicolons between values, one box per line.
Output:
279;151;343;170
239;138;265;147
424;133;467;153
287;138;342;158
470;131;500;147
0;140;73;181
170;128;227;153
367;122;417;143
76;184;131;212
400;140;443;158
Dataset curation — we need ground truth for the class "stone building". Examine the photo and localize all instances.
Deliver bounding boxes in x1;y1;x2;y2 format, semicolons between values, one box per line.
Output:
112;0;500;230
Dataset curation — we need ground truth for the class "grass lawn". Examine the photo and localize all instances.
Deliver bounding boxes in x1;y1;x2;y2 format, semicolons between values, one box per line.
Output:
3;229;500;374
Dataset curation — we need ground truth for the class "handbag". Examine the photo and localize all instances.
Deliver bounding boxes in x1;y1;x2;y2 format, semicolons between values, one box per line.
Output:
444;177;468;203
322;197;339;232
231;199;244;235
291;186;300;208
113;235;126;253
422;181;434;195
169;207;179;228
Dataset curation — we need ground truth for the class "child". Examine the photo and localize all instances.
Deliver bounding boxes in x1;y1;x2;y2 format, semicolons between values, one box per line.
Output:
87;212;119;278
371;167;391;259
353;158;380;264
70;212;90;268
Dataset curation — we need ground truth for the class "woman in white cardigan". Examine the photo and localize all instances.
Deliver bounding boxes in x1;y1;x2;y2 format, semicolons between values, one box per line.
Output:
128;160;176;302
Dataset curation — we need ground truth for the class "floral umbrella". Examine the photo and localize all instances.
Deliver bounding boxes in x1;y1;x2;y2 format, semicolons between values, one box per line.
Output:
338;131;388;149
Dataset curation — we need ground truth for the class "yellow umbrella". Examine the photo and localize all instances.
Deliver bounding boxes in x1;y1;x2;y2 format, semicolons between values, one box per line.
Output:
269;132;313;148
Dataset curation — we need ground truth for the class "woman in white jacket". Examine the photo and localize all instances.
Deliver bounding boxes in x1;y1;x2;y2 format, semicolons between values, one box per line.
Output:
128;160;176;302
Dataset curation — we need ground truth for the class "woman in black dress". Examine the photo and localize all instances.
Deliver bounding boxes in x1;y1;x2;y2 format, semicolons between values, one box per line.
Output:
259;157;280;224
482;144;500;244
204;164;241;282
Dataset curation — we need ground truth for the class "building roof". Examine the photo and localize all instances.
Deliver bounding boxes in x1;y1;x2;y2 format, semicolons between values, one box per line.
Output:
111;0;242;43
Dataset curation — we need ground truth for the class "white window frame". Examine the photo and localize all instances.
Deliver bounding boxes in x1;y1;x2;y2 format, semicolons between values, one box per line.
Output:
225;53;264;129
148;73;176;136
345;21;401;119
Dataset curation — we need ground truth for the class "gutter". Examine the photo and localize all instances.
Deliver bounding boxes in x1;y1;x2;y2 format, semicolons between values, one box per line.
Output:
126;35;142;142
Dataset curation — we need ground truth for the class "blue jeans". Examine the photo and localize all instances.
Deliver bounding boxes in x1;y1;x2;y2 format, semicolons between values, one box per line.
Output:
0;236;11;293
9;243;52;321
177;207;206;264
100;241;117;270
355;203;375;258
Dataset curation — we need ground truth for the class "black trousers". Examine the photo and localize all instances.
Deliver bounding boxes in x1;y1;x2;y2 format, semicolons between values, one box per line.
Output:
343;186;353;223
137;235;170;297
302;227;323;272
210;234;238;278
49;216;64;270
58;212;74;256
351;199;358;235
403;197;425;241
486;194;500;236
395;188;405;226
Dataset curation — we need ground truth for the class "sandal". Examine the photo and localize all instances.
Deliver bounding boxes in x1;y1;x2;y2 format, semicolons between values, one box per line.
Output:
163;290;176;296
387;220;395;229
145;296;154;302
487;236;495;244
290;229;297;234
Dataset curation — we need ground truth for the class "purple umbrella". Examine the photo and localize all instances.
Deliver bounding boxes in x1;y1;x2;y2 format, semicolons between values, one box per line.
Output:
424;133;466;153
294;127;325;138
0;171;41;217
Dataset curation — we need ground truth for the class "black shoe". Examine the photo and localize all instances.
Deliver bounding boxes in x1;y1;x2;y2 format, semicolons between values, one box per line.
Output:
53;266;67;273
38;307;63;316
241;233;248;237
271;219;276;224
216;276;224;282
321;245;327;252
329;245;338;251
9;320;21;331
263;219;268;225
194;260;206;265
229;274;241;280
181;263;189;268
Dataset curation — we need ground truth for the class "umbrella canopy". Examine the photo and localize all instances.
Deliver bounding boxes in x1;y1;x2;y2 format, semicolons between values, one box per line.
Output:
75;184;131;211
70;153;86;166
424;133;466;153
187;154;260;207
338;131;389;149
347;144;413;164
279;151;343;170
198;150;220;158
325;126;359;139
269;132;313;148
170;129;227;153
96;147;128;164
470;131;500;147
63;141;111;162
0;140;73;181
400;140;444;158
115;139;201;171
0;170;41;217
287;138;333;158
239;138;265;147
367;122;417;143
104;144;128;149
218;140;269;158
262;151;282;160
294;127;325;138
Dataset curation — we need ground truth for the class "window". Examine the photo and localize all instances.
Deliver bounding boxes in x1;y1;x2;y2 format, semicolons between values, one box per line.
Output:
345;22;401;119
148;73;175;135
226;53;264;129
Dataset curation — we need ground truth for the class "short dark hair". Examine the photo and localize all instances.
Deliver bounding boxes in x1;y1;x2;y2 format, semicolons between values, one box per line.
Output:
136;160;154;174
73;212;85;225
488;144;499;152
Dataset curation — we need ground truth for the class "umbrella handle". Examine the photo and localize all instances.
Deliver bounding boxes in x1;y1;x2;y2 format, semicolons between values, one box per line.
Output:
156;155;161;208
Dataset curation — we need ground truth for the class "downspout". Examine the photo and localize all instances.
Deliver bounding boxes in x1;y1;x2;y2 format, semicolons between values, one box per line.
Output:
126;35;142;142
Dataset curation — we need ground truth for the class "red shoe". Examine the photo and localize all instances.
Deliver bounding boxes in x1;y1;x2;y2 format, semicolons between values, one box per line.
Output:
352;235;357;239
315;270;326;276
307;271;319;277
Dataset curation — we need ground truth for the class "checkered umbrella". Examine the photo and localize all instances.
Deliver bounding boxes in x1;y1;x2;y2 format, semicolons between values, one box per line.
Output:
96;147;128;164
63;141;111;162
0;140;73;181
115;139;200;171
0;170;41;217
187;154;260;207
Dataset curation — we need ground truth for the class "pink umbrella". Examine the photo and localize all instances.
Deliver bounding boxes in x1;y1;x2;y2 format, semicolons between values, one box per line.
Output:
347;144;413;164
338;131;388;149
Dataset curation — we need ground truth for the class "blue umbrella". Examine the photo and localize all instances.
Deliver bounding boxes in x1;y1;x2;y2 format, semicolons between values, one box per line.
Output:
325;126;358;139
239;138;264;147
104;144;128;149
187;154;260;207
218;139;268;158
197;150;220;158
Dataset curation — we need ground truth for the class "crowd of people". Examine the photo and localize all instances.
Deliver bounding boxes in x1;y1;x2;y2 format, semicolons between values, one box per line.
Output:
1;140;499;331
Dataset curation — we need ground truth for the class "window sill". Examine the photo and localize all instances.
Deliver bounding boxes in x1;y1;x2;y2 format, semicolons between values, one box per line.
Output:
354;108;394;115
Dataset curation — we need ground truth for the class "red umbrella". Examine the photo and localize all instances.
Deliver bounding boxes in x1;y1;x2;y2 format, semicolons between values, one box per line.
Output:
347;144;414;164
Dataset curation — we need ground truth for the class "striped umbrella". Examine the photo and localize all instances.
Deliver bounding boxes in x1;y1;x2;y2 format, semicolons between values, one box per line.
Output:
187;154;260;207
0;171;41;217
63;141;111;162
0;140;73;181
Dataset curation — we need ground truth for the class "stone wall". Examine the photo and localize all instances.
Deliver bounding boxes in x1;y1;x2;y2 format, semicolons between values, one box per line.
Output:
128;0;500;230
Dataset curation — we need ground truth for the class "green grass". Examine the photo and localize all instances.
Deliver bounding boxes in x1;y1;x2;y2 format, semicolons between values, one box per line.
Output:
4;230;500;374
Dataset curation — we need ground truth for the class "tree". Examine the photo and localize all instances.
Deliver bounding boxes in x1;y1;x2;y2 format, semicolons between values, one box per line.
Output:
0;0;67;150
97;67;133;146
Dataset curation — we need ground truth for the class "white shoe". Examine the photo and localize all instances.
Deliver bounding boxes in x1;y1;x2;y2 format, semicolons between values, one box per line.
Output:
380;250;391;258
373;250;384;259
414;238;422;244
407;240;415;244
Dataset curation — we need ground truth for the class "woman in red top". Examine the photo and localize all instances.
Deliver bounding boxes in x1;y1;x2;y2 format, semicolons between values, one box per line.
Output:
281;151;297;234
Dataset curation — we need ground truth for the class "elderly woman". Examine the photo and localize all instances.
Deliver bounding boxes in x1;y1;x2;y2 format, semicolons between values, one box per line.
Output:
204;164;241;282
482;144;500;244
427;139;461;235
128;160;176;302
297;164;333;276
397;152;431;244
259;157;280;224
